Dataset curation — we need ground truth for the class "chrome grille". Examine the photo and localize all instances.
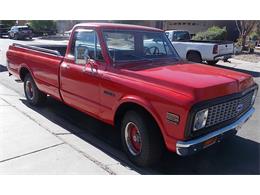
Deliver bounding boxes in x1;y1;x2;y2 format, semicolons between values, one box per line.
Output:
205;91;254;128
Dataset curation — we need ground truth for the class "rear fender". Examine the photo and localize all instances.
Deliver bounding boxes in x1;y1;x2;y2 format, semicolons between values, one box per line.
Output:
19;64;34;81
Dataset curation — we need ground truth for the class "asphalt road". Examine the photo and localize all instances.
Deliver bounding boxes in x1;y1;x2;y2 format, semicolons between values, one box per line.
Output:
0;37;259;174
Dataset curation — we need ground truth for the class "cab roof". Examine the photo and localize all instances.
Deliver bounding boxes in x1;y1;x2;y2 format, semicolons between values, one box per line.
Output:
74;23;163;32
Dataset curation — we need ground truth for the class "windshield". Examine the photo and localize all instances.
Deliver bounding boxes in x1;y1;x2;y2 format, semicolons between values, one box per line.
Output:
172;31;190;41
103;30;180;62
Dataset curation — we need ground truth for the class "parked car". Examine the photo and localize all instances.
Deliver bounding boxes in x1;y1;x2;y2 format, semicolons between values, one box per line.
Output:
165;30;234;65
8;26;33;40
0;24;10;38
6;23;258;167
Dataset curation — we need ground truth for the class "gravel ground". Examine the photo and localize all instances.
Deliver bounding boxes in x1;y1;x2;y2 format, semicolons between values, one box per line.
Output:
233;52;260;63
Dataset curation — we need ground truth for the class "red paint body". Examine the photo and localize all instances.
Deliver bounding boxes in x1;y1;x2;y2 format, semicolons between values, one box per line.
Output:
6;23;255;153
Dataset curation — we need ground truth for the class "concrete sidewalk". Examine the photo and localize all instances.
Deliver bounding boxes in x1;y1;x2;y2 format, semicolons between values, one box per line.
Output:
218;58;260;73
0;83;138;175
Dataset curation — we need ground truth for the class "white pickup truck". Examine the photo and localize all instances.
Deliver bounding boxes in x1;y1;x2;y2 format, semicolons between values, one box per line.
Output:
165;30;234;65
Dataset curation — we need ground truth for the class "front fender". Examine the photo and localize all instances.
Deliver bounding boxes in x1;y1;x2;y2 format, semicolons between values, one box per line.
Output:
113;95;166;139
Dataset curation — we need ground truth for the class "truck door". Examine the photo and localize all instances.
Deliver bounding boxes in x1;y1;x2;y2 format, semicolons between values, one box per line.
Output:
60;29;106;117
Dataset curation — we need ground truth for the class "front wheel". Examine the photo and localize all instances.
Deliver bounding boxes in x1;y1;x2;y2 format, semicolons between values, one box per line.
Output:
24;74;47;106
121;110;164;167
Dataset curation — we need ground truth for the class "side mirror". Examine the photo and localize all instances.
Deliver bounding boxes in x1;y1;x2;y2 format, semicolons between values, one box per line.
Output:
75;45;90;65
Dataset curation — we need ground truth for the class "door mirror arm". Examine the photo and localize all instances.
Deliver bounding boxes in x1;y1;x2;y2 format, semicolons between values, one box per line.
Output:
83;56;98;74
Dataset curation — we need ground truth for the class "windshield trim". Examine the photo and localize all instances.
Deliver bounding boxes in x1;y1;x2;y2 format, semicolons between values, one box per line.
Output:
101;29;181;65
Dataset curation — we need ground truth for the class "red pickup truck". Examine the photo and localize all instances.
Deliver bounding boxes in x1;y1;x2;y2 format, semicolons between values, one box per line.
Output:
6;23;258;167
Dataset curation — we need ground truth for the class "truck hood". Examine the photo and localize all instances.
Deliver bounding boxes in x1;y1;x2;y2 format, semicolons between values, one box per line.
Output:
120;61;254;101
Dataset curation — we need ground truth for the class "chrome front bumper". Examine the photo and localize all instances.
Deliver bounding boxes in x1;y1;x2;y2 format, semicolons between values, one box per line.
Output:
176;108;255;156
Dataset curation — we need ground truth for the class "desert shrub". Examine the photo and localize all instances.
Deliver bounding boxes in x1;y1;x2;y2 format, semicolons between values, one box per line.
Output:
192;26;227;41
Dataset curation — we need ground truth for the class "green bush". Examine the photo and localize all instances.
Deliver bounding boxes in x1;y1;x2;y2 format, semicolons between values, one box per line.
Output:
192;26;227;41
28;20;56;33
250;32;259;41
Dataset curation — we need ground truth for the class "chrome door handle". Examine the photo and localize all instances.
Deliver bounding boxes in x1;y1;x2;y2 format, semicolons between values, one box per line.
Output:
61;63;70;69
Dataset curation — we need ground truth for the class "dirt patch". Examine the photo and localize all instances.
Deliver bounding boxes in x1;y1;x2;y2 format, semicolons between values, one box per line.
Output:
234;52;260;63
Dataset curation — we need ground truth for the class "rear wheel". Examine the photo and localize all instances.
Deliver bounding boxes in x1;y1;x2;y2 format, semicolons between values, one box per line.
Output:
187;51;202;63
121;110;164;167
207;60;219;65
24;74;47;106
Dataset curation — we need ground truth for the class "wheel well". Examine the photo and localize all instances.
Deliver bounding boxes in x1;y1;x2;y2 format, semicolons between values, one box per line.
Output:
186;50;201;59
114;102;166;148
19;67;30;81
114;102;161;132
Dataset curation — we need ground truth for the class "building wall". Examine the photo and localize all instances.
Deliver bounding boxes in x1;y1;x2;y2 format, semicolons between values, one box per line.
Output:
56;20;109;33
55;20;239;41
163;20;217;36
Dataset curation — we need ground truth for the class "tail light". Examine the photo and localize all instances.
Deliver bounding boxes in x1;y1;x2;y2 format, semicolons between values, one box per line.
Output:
213;44;218;54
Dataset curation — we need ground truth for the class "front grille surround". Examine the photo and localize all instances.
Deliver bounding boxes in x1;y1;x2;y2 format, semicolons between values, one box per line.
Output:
185;84;258;139
205;91;254;128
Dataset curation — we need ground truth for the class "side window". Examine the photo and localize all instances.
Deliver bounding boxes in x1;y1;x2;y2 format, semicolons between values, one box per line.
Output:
95;35;103;61
71;29;104;65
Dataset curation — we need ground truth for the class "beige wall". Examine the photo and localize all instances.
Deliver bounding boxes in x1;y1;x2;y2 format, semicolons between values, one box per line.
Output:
163;20;217;35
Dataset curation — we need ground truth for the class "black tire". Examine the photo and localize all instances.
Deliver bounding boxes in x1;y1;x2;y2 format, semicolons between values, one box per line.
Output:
207;60;219;65
14;34;18;40
121;110;164;167
187;51;202;63
24;74;47;106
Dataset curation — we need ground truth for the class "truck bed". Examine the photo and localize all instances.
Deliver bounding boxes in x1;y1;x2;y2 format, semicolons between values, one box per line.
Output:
13;43;67;56
184;40;233;44
7;43;66;101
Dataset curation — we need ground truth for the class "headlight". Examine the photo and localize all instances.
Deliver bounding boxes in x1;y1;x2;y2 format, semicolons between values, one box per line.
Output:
251;89;258;105
193;109;208;131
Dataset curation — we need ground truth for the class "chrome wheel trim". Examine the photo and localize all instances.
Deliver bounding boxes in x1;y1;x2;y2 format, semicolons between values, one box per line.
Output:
25;80;34;100
124;122;142;156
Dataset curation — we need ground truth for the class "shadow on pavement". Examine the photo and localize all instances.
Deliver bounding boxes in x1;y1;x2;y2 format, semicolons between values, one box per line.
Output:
213;64;260;77
157;136;260;174
0;64;7;72
20;96;260;175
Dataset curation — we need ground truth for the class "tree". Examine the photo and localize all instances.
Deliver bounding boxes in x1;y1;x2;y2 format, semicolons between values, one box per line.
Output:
28;20;56;35
0;20;16;27
235;20;257;49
